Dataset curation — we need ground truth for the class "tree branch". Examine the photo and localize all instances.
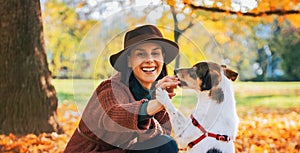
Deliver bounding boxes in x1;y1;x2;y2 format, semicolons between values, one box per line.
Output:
182;21;194;33
187;3;300;17
171;6;195;38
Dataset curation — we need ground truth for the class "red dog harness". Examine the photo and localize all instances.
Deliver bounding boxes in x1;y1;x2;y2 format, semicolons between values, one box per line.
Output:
188;115;232;148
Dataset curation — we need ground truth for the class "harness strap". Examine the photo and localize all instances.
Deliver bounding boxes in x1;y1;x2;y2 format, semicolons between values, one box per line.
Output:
188;115;231;148
191;114;206;133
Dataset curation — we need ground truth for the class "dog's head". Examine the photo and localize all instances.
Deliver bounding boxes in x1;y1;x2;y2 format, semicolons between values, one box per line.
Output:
174;61;238;103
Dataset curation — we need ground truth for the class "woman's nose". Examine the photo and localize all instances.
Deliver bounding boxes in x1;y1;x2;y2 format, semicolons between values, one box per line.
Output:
144;54;154;62
145;57;154;63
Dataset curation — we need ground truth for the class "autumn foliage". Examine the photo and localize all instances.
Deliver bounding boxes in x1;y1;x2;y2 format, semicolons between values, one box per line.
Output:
235;107;300;153
0;102;79;153
0;101;299;153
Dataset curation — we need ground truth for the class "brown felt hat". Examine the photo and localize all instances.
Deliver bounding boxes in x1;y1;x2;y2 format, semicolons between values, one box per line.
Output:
109;25;179;71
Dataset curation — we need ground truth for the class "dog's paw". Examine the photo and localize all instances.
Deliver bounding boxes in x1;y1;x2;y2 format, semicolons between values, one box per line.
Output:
156;87;171;106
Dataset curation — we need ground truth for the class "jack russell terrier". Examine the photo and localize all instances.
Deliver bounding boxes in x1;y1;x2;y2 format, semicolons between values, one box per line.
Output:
156;61;239;153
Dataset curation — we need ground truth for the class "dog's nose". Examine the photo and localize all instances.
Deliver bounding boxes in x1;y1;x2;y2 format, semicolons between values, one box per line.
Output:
174;69;179;75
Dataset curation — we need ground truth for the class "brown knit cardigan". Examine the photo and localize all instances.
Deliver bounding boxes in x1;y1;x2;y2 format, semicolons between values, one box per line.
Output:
64;73;172;153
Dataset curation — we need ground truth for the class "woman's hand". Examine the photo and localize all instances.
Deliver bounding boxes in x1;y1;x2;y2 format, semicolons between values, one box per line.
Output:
155;76;180;99
146;76;180;116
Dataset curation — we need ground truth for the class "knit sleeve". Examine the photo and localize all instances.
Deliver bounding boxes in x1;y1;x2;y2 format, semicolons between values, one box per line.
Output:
154;109;172;135
97;80;143;131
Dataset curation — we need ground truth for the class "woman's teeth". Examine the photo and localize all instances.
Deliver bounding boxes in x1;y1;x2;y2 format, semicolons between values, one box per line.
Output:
142;67;155;72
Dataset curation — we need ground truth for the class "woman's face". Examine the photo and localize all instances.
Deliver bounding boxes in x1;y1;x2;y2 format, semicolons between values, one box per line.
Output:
128;42;164;89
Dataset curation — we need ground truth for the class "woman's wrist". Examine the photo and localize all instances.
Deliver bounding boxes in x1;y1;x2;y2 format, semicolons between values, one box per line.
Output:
146;99;164;116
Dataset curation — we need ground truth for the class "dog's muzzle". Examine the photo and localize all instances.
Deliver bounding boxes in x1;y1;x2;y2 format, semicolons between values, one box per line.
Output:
174;69;187;87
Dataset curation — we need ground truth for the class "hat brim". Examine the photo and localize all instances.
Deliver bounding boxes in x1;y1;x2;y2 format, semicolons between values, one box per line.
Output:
110;38;179;72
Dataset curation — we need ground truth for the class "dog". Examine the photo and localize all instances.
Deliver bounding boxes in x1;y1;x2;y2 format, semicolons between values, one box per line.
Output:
156;61;239;153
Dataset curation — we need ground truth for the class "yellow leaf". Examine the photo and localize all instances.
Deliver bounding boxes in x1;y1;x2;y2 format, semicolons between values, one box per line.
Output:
183;0;190;4
215;34;230;44
167;0;176;6
286;14;300;28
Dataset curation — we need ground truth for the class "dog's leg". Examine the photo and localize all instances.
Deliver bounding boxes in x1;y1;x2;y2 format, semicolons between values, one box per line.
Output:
156;88;188;137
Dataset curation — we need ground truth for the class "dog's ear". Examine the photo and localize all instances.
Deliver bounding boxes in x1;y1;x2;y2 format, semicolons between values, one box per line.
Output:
224;68;238;81
209;87;224;103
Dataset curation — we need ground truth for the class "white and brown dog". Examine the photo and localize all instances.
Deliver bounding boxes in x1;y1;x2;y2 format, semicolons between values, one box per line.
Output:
156;61;239;153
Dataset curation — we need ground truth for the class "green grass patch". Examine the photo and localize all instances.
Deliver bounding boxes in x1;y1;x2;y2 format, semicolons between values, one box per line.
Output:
172;95;198;108
236;95;300;108
52;79;300;111
232;81;300;109
232;81;300;96
52;79;101;109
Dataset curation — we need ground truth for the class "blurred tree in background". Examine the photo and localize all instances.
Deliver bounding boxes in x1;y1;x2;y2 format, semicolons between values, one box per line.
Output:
43;0;97;78
42;0;300;81
269;19;300;81
167;0;300;81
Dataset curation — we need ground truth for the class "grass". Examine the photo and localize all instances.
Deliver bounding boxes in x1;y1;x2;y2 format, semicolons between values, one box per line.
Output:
52;79;101;111
52;79;300;112
232;81;300;112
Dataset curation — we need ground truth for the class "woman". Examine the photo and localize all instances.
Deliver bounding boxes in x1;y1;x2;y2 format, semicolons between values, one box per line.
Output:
64;25;180;153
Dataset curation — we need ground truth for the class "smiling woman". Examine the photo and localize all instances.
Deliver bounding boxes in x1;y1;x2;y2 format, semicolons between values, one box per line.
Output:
128;42;164;89
64;25;180;153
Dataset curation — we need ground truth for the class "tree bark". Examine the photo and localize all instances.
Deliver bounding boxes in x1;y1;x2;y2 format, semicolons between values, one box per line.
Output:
0;0;63;135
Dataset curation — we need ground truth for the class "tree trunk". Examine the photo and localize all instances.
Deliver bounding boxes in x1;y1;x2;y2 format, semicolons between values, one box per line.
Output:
0;0;63;135
171;6;181;69
174;27;181;69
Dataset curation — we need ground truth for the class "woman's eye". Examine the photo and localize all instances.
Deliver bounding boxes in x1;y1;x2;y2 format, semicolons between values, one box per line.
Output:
136;52;146;57
152;52;159;56
152;51;161;56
